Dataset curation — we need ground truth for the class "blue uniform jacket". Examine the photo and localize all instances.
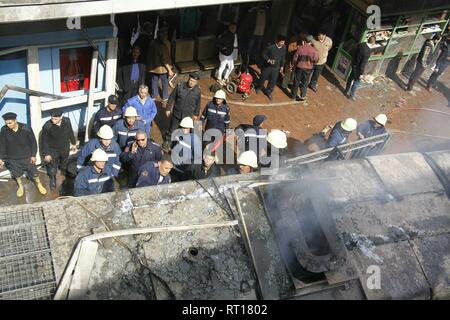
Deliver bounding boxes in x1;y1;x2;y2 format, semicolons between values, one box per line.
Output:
326;121;351;148
77;138;122;177
74;165;115;197
357;120;386;139
200;101;230;133
92;107;123;136
136;161;171;188
112;118;146;149
122;95;157;133
120;141;162;187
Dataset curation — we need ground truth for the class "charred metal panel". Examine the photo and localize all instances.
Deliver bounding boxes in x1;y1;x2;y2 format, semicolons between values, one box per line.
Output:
260;182;347;275
367;153;444;196
349;241;431;299
411;234;450;299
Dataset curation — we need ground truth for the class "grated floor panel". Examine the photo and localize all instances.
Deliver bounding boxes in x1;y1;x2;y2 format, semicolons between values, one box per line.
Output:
0;208;56;300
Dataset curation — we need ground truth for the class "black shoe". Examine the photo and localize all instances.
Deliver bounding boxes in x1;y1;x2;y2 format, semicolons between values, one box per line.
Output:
291;94;297;100
296;96;306;102
310;86;317;93
49;176;56;190
263;90;273;100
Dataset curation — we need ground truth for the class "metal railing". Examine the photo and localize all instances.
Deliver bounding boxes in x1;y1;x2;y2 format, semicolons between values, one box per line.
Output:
286;133;391;167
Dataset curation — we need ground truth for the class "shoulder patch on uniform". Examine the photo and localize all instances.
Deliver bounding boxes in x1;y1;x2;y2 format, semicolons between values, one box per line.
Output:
141;170;148;177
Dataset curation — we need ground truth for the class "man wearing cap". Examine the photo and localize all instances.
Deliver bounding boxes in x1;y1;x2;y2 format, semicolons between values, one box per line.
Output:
40;108;77;190
112;106;146;150
255;35;286;100
122;85;157;135
92;95;123;136
170;117;202;181
135;154;173;188
74;148;115;196
164;73;201;150
77;125;122;177
120;130;162;187
357;114;387;139
290;35;319;101
0;112;47;197
200;90;230;133
325;118;357;148
235;115;267;158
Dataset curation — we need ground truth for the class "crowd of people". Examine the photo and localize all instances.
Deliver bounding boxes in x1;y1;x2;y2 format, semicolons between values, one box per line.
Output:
3;12;447;200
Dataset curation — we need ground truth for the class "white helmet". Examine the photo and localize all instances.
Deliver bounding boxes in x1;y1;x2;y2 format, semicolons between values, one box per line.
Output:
237;151;258;168
266;129;288;149
97;124;114;139
214;89;226;100
124;106;138;117
180;117;194;129
340;118;357;132
91;148;109;162
374;113;387;126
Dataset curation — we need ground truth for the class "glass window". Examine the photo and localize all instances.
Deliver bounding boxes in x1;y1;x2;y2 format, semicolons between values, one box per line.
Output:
59;47;93;93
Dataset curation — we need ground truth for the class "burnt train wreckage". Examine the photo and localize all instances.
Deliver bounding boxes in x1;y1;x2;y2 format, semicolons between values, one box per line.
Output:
1;147;450;299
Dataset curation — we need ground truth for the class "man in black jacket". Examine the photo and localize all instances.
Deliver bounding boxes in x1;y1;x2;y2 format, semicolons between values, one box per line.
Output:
407;35;442;91
0;112;47;197
41;108;77;190
164;73;201;149
92;95;122;136
217;23;238;85
344;36;376;100
255;35;286;100
117;46;146;102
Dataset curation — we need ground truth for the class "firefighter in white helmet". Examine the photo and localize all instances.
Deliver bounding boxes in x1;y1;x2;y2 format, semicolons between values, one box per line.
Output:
357;114;387;139
260;129;288;168
77;124;122;177
227;150;258;175
200;90;230;133
74;148;115;196
112;106;146;150
326;118;357;148
170;117;202;181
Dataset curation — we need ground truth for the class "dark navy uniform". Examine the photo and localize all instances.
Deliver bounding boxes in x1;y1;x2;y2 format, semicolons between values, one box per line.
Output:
120;141;162;187
235;124;267;157
200;101;230;133
74;165;114;196
136;161;171;187
92;107;123;136
112;118;146;150
357;120;386;139
77;139;122;177
192;163;221;180
326;121;351;148
170;132;202;181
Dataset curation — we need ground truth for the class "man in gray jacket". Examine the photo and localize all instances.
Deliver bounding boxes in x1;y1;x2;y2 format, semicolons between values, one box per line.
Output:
406;34;441;91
